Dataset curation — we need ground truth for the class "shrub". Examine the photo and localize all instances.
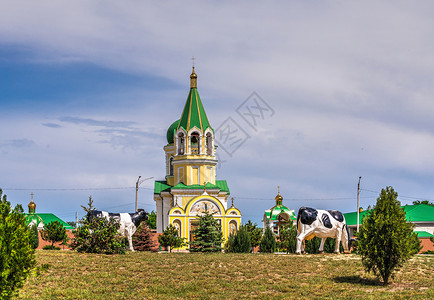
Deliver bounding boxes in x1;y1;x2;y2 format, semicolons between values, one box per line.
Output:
158;224;185;252
189;211;223;252
0;189;36;299
40;221;68;248
260;226;276;253
225;226;251;253
357;187;420;284
133;222;157;251
42;245;60;250
70;217;126;254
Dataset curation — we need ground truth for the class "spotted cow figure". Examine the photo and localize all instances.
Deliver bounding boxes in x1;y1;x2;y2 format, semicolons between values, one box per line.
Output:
296;207;351;254
87;209;148;251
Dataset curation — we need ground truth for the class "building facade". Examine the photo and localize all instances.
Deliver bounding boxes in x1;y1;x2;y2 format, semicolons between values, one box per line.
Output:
154;68;242;249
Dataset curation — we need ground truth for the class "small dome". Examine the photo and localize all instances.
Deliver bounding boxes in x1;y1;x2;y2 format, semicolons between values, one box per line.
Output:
275;193;283;202
28;200;36;210
166;119;180;144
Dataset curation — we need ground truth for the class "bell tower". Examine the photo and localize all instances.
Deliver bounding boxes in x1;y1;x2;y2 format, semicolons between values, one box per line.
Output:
154;67;242;246
164;67;217;187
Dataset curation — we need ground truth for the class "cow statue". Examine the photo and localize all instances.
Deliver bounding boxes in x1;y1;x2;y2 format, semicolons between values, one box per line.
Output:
87;209;148;251
296;207;351;254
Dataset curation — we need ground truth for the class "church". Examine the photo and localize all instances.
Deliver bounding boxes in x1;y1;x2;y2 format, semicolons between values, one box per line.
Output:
153;67;242;249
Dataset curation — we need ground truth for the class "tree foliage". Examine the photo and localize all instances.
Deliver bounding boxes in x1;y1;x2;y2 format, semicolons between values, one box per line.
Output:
278;223;297;253
225;226;251;253
357;187;420;284
145;210;157;229
29;224;39;249
260;226;276;253
40;221;68;248
70;202;125;254
158;224;185;252
71;217;126;254
412;200;434;206
0;189;36;299
133;222;157;251
189;211;223;252
243;220;263;248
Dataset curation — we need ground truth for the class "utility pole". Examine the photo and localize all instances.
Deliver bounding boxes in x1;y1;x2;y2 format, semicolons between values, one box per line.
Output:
357;176;362;232
135;176;154;212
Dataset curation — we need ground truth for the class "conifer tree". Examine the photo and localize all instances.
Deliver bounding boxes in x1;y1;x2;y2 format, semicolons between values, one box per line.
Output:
225;226;251;253
40;221;68;249
279;223;297;253
158;224;184;252
0;189;36;299
260;226;276;253
29;224;39;249
189;211;223;252
243;220;263;249
133;222;157;251
357;187;420;284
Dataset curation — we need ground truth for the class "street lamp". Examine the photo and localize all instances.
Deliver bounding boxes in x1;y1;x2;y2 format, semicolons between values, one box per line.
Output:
135;176;154;212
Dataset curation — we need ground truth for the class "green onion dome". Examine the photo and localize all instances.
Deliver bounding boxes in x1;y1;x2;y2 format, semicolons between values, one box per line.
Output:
166;119;180;144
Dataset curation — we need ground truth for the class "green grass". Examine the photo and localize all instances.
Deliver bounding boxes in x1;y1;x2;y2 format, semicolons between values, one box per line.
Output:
18;251;433;299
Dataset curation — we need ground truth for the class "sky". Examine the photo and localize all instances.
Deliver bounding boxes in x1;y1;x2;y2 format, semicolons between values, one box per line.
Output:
1;1;434;224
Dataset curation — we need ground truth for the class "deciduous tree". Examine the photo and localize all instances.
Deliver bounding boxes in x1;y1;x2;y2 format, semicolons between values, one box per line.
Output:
225;226;251;253
358;187;420;284
243;220;262;249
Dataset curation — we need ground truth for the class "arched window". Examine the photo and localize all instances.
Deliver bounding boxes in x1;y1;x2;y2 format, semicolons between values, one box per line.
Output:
173;219;182;237
177;132;185;155
190;132;200;154
206;132;213;155
169;156;174;176
229;220;238;235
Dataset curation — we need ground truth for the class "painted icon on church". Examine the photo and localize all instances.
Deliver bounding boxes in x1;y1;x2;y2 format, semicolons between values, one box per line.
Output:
190;200;220;215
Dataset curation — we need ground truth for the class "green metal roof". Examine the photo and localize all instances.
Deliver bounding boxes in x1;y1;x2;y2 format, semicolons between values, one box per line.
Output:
154;180;230;195
166;119;180;144
265;205;296;221
415;231;434;238
25;213;74;230
344;204;434;226
177;87;212;134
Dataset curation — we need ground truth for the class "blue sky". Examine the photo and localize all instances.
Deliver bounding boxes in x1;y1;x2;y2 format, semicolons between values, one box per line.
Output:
1;1;434;224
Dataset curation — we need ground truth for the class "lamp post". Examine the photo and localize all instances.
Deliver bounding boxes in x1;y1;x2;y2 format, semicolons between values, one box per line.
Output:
357;176;362;232
135;176;154;212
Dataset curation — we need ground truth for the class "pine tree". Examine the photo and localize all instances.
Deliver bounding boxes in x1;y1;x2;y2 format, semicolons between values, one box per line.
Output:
0;188;36;299
225;226;251;253
260;226;276;253
189;211;223;252
40;221;68;249
29;224;39;249
133;222;157;251
158;224;185;252
357;187;420;284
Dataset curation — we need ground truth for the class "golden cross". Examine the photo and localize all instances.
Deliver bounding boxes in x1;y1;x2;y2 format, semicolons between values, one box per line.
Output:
231;197;234;206
192;56;195;67
277;186;280;194
30;192;34;201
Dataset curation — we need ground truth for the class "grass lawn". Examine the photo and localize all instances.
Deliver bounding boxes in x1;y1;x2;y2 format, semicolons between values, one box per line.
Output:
18;251;433;299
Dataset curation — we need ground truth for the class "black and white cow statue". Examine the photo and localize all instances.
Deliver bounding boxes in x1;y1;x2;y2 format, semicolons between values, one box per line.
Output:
296;207;351;254
87;209;148;251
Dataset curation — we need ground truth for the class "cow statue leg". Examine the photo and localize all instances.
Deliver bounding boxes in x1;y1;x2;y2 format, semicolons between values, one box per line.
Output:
341;227;350;254
296;229;314;254
125;225;135;251
334;228;342;254
318;238;326;254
